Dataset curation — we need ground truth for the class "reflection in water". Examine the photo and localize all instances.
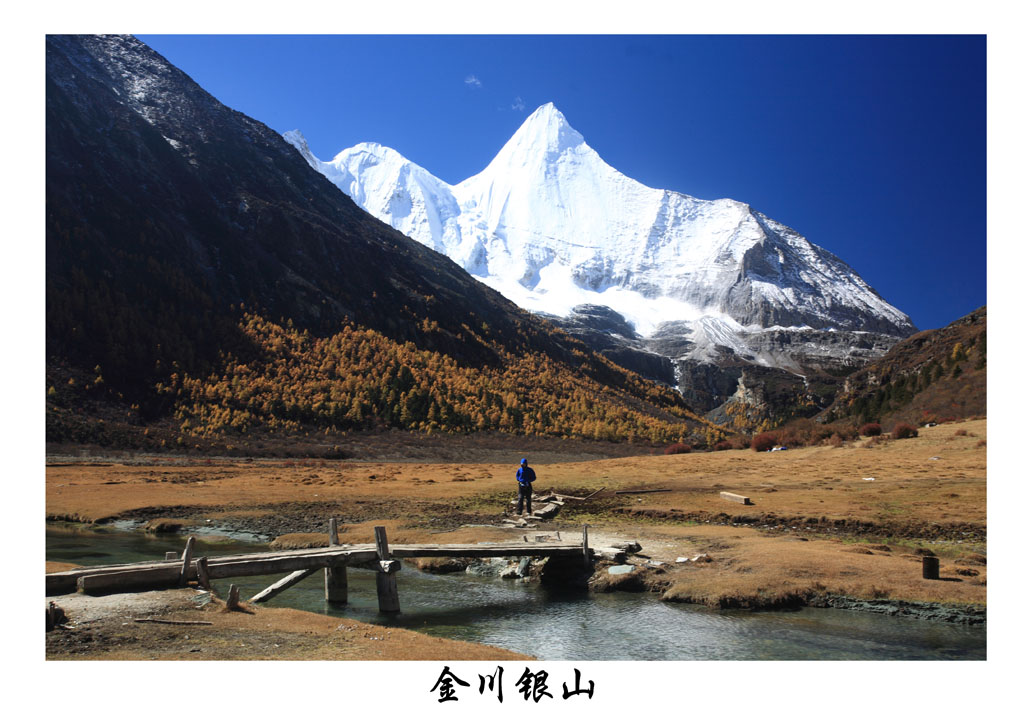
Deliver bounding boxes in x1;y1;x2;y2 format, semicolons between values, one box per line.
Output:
46;524;986;661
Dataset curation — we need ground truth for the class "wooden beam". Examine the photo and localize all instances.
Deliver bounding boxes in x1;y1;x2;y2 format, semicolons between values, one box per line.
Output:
614;488;671;495
374;526;390;558
582;524;591;566
226;584;240;610
179;536;196;586
73;549;375;596
328;518;340;546
720;492;751;505
164;552;179;561
250;567;319;603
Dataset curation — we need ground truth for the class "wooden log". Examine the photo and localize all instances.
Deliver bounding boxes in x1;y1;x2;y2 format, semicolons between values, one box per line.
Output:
582;487;606;501
328;517;340;546
534;503;561;519
179;536;196;586
614;488;671;495
226;584;240;610
133;618;213;626
73;549;375;596
205;550;374;579
195;556;211;590
250;567;319;603
325;565;347;604
720;492;751;505
78;568;179;595
582;524;591;566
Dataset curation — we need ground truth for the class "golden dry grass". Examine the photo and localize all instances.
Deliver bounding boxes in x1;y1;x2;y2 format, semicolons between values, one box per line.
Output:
46;419;986;610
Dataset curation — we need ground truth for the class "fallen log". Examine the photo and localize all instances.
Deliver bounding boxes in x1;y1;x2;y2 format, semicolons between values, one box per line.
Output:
614;488;671;495
133;618;213;626
720;492;751;505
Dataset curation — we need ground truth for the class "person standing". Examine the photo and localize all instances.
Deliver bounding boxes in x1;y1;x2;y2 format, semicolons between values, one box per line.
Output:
515;458;536;516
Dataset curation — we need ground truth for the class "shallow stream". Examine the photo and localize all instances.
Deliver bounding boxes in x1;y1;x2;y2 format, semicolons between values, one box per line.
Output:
46;524;986;660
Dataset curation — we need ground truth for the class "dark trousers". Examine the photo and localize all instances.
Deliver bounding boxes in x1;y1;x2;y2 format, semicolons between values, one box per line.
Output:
516;486;533;515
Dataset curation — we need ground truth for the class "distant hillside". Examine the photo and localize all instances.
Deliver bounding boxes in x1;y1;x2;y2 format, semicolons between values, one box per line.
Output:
820;307;986;428
45;35;723;451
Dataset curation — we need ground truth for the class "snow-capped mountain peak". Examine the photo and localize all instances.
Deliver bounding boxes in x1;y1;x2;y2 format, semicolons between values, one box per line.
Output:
284;103;916;362
491;102;586;159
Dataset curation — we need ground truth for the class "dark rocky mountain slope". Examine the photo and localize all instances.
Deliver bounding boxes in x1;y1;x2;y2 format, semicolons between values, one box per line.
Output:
46;35;717;449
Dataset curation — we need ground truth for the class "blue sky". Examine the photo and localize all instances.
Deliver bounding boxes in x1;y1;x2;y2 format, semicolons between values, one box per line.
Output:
138;34;986;332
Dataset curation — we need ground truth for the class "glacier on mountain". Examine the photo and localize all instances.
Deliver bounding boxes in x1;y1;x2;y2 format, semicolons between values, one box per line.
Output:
284;103;915;369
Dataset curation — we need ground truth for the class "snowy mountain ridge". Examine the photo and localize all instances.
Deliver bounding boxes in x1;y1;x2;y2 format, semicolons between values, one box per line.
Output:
284;103;915;368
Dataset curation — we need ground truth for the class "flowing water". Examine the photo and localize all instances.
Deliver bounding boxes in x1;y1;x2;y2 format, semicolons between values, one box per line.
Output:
47;524;986;661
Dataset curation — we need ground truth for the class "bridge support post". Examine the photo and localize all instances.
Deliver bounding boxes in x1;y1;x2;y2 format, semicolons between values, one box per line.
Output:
374;526;400;613
325;565;348;604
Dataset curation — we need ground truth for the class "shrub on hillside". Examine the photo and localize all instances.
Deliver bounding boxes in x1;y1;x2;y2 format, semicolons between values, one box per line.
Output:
751;433;778;452
664;442;692;455
954;428;969;437
727;435;750;450
828;433;844;448
714;440;733;452
860;423;882;437
892;423;918;439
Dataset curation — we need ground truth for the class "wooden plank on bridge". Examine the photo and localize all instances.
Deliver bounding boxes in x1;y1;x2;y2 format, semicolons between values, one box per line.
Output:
55;538;631;597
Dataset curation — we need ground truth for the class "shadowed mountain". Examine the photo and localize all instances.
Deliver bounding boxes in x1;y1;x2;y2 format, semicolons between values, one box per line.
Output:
46;35;716;448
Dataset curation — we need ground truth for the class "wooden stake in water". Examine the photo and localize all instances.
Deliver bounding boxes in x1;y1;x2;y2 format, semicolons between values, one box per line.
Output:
195;556;211;590
325;565;348;604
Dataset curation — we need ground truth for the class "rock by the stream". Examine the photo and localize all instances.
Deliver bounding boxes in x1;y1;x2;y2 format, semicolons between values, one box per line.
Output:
589;562;670;594
809;595;986;625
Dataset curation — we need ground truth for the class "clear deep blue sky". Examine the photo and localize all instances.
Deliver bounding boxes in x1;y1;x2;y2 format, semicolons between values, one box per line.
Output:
137;34;986;332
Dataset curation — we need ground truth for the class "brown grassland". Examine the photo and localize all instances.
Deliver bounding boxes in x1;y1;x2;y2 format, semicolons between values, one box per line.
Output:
46;418;986;659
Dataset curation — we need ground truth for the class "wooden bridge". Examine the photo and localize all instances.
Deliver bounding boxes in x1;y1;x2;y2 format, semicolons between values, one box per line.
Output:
46;522;630;613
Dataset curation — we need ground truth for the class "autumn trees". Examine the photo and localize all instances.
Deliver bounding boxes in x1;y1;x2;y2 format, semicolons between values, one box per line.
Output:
162;314;718;445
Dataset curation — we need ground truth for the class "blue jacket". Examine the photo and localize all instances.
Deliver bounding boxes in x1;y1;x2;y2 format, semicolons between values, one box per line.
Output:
516;465;536;488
